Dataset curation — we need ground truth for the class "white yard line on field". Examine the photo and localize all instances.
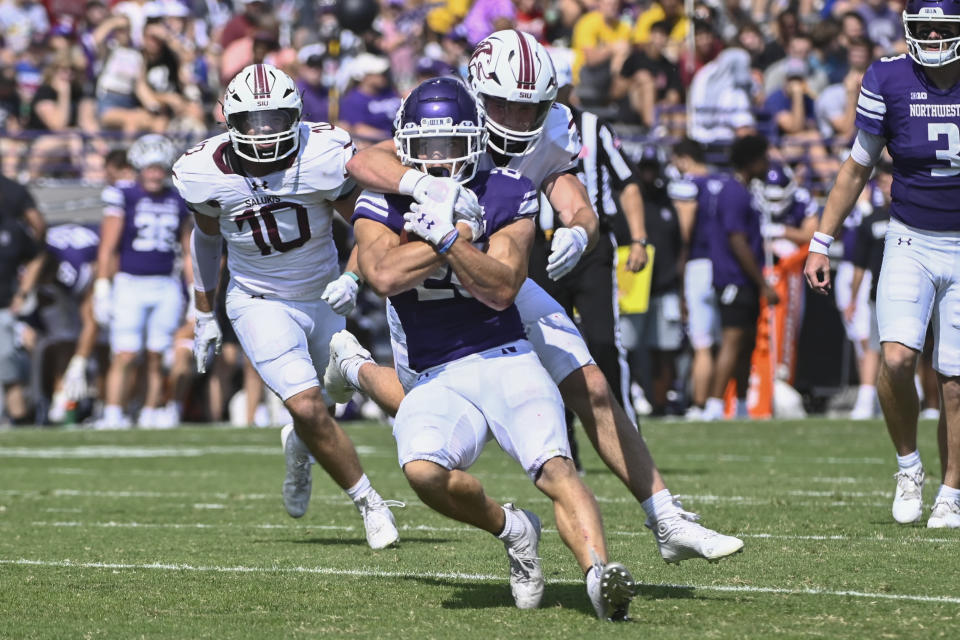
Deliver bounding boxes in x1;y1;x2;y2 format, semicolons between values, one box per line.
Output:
23;520;959;544
0;445;384;458
2;557;958;605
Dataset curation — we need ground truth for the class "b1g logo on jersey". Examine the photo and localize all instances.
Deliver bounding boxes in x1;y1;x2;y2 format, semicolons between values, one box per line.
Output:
911;91;928;100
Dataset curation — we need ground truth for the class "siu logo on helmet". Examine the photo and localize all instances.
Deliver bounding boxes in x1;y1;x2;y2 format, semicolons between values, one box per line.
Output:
469;41;499;85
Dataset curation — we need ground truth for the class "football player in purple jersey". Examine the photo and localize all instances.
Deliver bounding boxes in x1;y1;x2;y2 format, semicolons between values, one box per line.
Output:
327;30;744;565
92;134;192;429
804;0;960;528
352;77;636;620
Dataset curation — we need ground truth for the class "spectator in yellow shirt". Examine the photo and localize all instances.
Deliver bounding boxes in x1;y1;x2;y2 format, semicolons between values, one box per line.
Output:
571;0;631;106
633;0;689;44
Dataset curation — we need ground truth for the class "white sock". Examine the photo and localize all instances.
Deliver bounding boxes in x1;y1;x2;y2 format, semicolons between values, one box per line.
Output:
103;404;123;422
704;397;725;417
935;484;960;503
896;450;922;472
855;384;877;407
641;488;680;523
342;356;370;390
496;505;526;542
346;474;373;503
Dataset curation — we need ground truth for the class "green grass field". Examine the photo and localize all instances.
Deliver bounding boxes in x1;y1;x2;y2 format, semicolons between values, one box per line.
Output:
1;418;958;639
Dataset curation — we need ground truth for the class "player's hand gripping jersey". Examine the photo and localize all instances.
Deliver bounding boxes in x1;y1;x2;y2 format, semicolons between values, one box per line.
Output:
173;123;357;300
354;168;538;371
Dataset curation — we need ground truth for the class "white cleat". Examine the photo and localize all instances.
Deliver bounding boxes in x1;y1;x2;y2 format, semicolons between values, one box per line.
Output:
281;424;312;518
502;503;544;610
356;490;403;549
927;498;960;529
646;508;744;564
324;330;373;404
892;468;925;524
587;556;636;621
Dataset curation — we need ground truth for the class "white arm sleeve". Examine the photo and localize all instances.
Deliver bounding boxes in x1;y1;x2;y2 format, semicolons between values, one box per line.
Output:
190;227;222;294
850;129;887;167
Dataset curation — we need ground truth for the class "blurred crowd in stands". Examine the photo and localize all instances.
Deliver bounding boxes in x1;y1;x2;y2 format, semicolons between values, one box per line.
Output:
0;0;936;427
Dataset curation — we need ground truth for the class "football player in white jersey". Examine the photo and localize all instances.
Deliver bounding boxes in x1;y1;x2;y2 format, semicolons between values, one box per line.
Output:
173;63;401;549
326;31;743;564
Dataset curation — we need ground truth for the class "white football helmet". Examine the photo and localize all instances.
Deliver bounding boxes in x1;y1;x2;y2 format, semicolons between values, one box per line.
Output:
467;30;559;157
128;133;178;170
223;63;303;163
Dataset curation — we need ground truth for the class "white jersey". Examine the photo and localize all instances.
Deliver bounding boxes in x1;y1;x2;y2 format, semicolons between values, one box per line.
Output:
172;122;356;300
477;102;581;189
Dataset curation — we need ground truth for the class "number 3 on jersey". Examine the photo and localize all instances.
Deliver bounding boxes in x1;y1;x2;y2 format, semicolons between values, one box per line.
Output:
928;123;960;177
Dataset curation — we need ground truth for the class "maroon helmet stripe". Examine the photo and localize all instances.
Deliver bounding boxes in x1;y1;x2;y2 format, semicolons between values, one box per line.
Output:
254;64;268;97
514;30;534;88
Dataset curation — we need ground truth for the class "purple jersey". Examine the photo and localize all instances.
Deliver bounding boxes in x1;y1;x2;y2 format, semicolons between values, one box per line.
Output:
102;182;188;276
707;175;764;289
669;173;731;261
856;55;960;231
769;186;818;229
338;87;402;137
353;168;538;371
44;223;99;297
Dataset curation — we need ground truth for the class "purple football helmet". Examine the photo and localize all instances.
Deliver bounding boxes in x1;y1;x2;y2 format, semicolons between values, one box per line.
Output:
752;163;798;216
394;77;488;183
903;0;960;67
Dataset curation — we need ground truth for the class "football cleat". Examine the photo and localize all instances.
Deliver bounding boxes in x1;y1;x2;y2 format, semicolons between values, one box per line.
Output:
646;506;744;564
892;467;925;524
355;490;403;549
502;503;544;609
587;554;636;622
324;330;372;404
927;497;960;528
281;424;312;518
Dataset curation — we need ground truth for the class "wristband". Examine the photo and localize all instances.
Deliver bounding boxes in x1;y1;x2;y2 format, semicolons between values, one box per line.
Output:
631;238;648;246
398;169;427;196
343;271;361;284
436;228;459;254
808;231;833;256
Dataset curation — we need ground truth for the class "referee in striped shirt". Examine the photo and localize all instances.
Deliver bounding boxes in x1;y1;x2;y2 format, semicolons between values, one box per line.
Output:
528;61;650;464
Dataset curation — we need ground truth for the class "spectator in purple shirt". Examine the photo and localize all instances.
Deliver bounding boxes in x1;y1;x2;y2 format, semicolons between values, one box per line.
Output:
701;134;780;421
462;0;516;47
337;53;401;148
296;44;330;124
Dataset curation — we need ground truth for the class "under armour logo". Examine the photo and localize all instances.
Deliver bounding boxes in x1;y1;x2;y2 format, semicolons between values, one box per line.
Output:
418;213;433;229
898;237;911;246
250;180;268;191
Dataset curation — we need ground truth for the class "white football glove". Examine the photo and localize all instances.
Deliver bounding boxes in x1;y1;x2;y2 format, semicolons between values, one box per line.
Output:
321;273;359;316
61;355;89;401
193;310;223;374
92;278;112;326
452;187;485;241
546;226;589;280
404;180;460;246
